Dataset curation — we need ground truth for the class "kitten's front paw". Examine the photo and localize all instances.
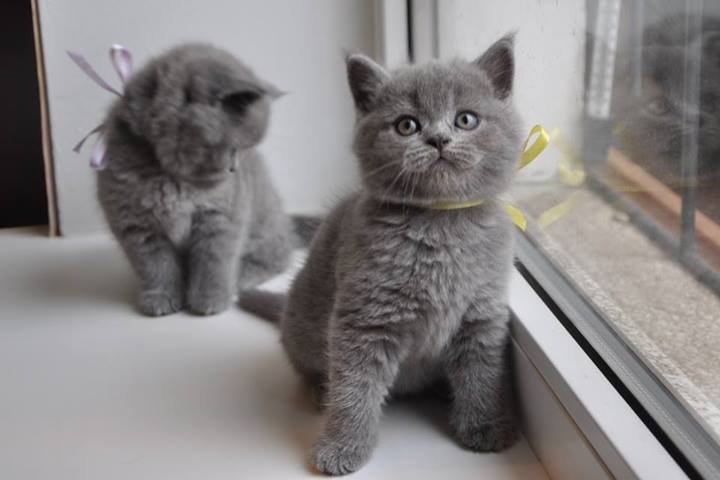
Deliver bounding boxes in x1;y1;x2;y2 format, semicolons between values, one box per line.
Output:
311;434;373;476
186;287;230;316
137;289;182;317
452;416;518;452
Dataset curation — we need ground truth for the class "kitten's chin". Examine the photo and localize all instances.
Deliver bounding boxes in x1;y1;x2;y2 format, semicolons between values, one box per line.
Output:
162;154;238;187
166;167;234;187
190;171;235;187
367;171;480;207
198;172;234;185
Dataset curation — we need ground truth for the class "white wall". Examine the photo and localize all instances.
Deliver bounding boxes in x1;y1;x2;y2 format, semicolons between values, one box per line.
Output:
434;0;586;182
38;0;376;235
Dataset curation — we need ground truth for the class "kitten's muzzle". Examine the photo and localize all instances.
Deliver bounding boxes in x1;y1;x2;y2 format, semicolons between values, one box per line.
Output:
192;150;238;180
426;134;451;150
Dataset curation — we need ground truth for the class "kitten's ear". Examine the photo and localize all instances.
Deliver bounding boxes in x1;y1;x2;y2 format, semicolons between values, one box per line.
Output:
474;33;515;100
346;53;389;113
260;80;285;100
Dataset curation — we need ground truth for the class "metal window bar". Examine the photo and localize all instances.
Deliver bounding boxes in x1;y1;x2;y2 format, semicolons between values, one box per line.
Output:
630;0;644;97
679;6;703;255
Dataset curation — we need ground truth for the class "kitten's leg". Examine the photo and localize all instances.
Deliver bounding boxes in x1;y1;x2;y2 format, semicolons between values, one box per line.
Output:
117;225;183;316
279;218;338;408
312;318;408;475
237;236;292;290
186;211;240;315
236;160;295;290
237;218;293;290
281;306;331;408
444;303;517;452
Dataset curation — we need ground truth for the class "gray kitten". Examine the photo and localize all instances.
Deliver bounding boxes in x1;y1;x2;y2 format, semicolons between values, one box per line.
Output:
98;43;302;316
241;35;521;475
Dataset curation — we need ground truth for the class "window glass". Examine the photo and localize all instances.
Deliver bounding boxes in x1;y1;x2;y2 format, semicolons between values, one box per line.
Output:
513;0;720;444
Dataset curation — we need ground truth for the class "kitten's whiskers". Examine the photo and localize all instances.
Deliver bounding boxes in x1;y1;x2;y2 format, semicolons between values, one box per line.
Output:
362;159;403;180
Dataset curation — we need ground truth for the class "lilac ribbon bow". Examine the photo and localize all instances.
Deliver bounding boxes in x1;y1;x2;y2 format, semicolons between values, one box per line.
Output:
67;44;133;170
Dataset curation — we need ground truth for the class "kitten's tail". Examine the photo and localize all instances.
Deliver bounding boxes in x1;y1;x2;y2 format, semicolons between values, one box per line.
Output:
238;290;286;324
291;214;322;247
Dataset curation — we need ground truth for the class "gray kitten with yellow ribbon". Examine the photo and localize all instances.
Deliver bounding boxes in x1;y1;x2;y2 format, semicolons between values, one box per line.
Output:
241;34;522;475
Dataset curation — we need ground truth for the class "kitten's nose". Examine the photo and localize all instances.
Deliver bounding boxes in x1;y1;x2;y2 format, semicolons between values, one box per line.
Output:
426;135;451;150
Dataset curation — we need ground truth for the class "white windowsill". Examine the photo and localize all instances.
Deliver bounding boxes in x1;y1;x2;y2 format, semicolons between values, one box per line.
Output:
0;229;547;479
0;227;689;479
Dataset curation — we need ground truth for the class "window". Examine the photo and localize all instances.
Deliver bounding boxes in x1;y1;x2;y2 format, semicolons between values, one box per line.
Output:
415;0;720;477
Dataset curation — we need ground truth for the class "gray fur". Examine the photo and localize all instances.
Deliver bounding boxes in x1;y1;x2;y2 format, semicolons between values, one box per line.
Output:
292;215;324;246
97;43;298;316
241;35;521;475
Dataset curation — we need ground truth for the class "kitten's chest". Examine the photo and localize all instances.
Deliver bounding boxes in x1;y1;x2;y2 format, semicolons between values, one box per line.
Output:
395;238;473;305
401;219;485;287
140;178;229;247
372;219;489;327
139;180;193;245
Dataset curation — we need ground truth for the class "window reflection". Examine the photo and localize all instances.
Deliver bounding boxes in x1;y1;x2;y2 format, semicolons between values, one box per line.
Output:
612;14;720;188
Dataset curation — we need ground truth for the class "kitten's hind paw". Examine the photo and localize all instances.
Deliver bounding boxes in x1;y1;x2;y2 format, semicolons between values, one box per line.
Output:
453;417;519;452
137;289;182;317
311;435;373;476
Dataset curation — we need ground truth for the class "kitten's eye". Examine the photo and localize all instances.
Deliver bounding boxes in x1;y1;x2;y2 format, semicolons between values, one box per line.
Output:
645;98;672;116
395;116;420;136
222;90;262;115
455;111;480;130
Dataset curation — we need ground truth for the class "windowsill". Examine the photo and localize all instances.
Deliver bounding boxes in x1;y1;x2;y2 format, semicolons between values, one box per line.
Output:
0;227;689;478
0;230;547;479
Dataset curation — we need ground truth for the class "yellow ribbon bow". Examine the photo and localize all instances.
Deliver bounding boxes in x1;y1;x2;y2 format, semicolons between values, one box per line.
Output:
428;124;550;231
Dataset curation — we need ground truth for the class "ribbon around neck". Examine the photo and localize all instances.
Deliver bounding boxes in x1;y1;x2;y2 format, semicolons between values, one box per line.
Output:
428;124;550;230
67;44;133;170
427;198;486;211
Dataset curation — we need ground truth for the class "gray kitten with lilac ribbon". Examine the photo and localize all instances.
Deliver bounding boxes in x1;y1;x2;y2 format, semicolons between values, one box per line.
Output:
97;43;309;316
240;34;521;475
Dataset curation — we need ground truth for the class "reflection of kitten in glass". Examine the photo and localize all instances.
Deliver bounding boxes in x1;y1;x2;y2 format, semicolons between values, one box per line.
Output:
613;15;720;184
98;44;301;316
